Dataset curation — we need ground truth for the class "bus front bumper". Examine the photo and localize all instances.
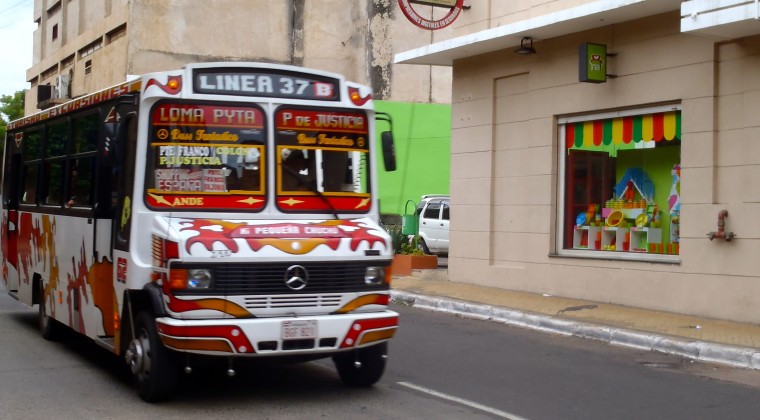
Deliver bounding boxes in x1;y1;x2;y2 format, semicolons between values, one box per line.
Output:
155;310;398;356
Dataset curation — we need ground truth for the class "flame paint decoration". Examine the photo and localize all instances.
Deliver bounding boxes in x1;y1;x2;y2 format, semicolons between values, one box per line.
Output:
4;213;115;336
165;295;252;318
348;87;371;106
67;243;91;333
145;75;183;95
179;219;388;255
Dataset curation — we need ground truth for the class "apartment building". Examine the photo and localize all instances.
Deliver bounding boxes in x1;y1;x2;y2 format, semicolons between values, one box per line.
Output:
396;0;760;323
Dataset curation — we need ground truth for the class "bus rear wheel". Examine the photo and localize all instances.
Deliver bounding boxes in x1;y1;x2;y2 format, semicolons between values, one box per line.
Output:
126;312;179;402
332;342;387;387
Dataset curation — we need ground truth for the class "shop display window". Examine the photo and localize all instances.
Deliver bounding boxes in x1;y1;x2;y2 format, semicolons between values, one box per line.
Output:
559;107;681;257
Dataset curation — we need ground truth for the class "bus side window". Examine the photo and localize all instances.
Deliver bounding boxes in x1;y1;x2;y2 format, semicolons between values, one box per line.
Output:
3;152;22;208
43;162;64;206
21;164;39;204
21;130;43;205
43;122;68;206
67;158;95;208
66;113;99;209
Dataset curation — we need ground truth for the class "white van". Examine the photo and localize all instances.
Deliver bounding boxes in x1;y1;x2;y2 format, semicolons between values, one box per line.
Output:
416;195;450;255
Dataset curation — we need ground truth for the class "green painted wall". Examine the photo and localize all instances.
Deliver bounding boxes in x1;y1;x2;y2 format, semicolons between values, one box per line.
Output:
374;101;451;215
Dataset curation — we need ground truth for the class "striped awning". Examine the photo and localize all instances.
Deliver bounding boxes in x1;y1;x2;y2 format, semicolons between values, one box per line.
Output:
566;111;681;149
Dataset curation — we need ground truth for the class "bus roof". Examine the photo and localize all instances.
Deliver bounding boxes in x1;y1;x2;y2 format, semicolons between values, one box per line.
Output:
8;62;374;132
7;79;142;132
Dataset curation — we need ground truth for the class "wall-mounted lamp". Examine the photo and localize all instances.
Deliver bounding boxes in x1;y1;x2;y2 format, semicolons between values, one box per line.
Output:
514;37;536;55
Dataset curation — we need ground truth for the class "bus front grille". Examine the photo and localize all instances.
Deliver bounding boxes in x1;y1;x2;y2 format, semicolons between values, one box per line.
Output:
211;263;388;295
244;294;343;309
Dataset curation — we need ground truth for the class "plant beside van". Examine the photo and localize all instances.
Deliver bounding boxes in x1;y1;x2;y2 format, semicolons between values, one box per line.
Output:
387;227;425;256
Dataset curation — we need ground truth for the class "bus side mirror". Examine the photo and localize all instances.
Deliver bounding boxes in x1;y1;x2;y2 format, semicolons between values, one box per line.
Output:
381;131;397;172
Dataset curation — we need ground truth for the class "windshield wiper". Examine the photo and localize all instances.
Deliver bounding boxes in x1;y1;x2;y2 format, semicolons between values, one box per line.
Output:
281;165;340;220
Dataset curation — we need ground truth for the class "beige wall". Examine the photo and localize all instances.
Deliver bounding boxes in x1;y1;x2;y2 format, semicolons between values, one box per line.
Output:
25;0;453;115
301;0;368;83
128;0;293;75
448;11;760;323
391;3;455;102
421;0;601;36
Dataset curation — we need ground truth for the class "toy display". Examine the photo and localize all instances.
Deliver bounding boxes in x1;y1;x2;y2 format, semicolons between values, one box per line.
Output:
565;111;681;256
572;166;677;254
606;210;624;227
635;213;649;228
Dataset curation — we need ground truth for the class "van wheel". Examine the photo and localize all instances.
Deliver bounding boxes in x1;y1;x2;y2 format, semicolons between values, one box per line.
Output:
333;343;387;387
416;238;431;254
38;282;60;340
126;312;179;402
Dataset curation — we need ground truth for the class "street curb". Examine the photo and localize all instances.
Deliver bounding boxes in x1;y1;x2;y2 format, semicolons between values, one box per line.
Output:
391;290;760;370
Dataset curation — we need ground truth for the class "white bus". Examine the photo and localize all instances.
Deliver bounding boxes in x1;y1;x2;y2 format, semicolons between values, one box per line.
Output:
1;62;399;402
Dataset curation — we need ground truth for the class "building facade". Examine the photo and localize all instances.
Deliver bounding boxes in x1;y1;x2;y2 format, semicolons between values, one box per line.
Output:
25;0;457;213
397;0;760;323
27;0;457;111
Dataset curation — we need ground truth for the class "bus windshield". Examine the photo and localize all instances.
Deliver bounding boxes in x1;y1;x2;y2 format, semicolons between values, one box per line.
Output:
145;101;266;210
144;102;373;213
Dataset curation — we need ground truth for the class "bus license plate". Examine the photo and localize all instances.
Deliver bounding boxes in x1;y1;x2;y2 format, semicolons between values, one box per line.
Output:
281;320;317;340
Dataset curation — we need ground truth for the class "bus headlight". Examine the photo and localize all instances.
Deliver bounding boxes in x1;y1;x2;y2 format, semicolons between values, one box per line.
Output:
169;268;213;290
365;267;386;285
187;269;213;288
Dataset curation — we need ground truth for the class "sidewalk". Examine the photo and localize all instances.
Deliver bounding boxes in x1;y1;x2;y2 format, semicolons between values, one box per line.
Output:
391;269;760;370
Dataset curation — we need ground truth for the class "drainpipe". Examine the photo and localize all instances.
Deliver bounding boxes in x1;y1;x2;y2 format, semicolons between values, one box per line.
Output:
707;209;735;241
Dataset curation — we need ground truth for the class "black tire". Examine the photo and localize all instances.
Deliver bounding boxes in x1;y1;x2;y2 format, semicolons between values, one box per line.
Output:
417;237;431;255
126;312;179;402
38;281;61;340
333;342;387;387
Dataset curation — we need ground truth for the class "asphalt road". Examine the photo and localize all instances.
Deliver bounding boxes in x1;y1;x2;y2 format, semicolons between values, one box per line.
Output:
389;304;760;420
3;281;760;419
0;289;493;419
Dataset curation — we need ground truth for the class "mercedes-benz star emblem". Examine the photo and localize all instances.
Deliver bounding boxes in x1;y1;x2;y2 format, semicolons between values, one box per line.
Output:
284;265;309;291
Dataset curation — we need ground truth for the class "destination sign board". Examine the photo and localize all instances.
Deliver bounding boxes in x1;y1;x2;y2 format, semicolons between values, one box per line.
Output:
275;108;369;151
194;70;339;101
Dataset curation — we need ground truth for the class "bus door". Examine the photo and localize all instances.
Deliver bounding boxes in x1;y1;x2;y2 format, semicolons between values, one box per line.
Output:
100;106;138;343
111;111;138;261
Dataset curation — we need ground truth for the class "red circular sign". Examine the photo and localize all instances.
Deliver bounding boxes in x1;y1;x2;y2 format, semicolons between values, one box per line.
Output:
398;0;464;30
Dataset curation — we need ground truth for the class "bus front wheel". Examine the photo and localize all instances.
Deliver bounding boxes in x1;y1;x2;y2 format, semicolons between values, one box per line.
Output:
332;342;387;387
126;312;179;402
